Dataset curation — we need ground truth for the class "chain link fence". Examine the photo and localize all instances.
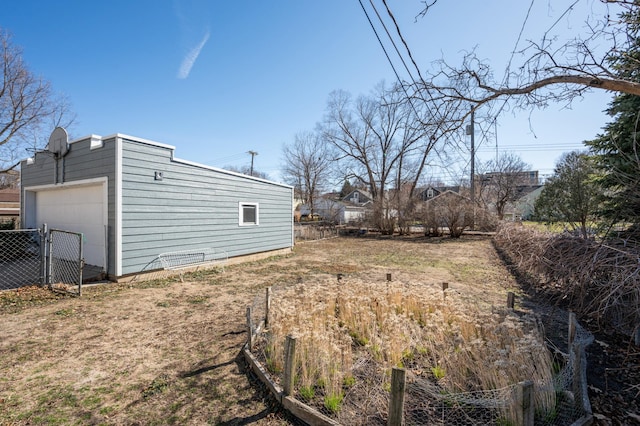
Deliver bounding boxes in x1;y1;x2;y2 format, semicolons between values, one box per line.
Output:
48;229;83;295
0;227;84;294
0;229;43;290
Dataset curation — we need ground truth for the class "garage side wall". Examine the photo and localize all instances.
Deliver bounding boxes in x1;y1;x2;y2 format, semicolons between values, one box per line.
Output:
20;137;117;275
120;138;293;276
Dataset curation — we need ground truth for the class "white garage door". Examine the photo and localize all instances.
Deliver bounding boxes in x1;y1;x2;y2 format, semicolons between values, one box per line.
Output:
35;184;106;268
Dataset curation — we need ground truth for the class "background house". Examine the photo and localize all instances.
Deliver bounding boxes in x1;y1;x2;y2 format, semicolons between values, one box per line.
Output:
503;185;544;220
0;188;20;228
20;129;294;280
418;185;461;201
342;189;373;206
299;196;368;224
480;170;539;186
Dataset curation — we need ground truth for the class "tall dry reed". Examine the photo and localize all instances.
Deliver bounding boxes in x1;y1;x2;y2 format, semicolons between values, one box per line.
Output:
261;275;555;418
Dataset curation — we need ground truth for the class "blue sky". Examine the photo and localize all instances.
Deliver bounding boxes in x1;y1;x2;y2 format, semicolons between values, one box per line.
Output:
3;0;616;185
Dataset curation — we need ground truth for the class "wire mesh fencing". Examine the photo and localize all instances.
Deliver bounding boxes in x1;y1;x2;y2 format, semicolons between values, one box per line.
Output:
48;229;83;295
0;227;85;294
0;229;43;290
247;280;594;426
294;222;339;242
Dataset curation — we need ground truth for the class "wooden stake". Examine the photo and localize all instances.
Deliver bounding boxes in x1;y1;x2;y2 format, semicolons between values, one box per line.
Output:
515;380;534;426
265;287;272;328
246;306;254;351
507;292;515;310
388;367;406;426
283;335;297;396
573;341;584;414
568;312;577;352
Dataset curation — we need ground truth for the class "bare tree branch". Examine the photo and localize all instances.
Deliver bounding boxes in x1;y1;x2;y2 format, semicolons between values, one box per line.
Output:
408;1;640;130
0;28;75;173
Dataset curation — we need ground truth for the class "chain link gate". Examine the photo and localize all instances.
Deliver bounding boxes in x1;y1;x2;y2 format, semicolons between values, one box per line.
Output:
0;229;44;290
48;229;83;296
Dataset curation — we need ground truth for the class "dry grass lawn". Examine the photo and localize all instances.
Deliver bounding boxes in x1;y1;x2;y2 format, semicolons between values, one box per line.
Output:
0;235;522;425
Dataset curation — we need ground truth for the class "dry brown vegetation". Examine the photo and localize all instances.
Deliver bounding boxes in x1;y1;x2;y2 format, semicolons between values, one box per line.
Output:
1;235;547;425
493;223;640;335
259;276;553;424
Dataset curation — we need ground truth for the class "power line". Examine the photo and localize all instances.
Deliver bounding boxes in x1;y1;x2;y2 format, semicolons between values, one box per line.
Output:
357;0;408;90
367;0;418;83
381;0;424;82
204;152;250;166
503;0;536;85
357;0;425;121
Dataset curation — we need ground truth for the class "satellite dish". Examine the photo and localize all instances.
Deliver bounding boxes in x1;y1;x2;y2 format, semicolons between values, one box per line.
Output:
48;127;69;156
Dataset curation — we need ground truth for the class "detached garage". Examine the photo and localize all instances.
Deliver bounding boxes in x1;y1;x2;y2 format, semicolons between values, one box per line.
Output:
21;128;294;280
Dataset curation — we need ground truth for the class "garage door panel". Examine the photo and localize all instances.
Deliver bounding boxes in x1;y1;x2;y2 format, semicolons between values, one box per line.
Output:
35;184;106;268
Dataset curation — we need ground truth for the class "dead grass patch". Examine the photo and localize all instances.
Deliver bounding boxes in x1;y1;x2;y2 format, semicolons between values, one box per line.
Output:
1;236;537;425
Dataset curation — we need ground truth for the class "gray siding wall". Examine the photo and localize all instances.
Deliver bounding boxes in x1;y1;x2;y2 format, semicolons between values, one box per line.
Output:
120;138;293;275
20;137;117;275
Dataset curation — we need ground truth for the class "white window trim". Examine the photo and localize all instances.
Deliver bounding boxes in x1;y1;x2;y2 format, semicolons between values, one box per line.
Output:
239;202;259;226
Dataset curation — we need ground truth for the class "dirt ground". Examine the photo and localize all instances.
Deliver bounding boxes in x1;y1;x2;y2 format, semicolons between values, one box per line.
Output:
0;235;637;425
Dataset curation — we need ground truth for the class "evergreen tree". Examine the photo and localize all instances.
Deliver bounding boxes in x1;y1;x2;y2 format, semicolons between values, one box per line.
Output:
585;6;640;231
534;151;599;238
339;179;355;198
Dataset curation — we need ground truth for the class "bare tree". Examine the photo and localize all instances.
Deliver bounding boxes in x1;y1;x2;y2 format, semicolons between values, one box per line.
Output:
480;153;531;220
409;1;640;126
0;29;75;173
281;131;332;215
422;191;475;238
223;165;270;180
320;82;436;232
0;169;19;188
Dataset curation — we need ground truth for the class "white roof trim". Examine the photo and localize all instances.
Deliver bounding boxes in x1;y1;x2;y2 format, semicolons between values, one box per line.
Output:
53;132;293;189
173;157;292;188
69;133;176;150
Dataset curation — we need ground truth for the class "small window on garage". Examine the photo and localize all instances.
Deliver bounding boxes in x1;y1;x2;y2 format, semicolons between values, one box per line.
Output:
239;202;259;226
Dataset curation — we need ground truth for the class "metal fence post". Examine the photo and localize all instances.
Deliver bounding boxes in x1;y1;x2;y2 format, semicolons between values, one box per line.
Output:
41;224;48;286
47;226;53;288
78;233;84;296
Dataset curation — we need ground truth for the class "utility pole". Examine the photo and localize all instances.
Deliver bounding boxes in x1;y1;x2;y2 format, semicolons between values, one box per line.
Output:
467;107;476;231
494;117;498;164
467;108;475;203
248;150;258;176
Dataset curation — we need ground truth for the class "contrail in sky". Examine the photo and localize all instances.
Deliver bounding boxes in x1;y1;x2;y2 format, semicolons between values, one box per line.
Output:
177;30;210;79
